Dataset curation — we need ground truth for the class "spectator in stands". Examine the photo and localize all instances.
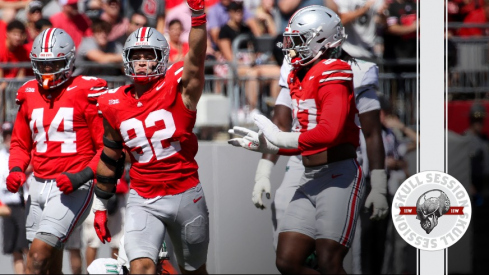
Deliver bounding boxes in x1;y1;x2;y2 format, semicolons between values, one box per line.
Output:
333;0;386;59
74;18;123;76
168;19;189;63
449;0;486;23
382;0;417;73
0;0;29;23
208;0;260;47
100;0;129;43
50;0;92;49
83;0;104;20
165;0;191;42
217;1;280;118
458;0;489;36
464;102;489;205
123;0;166;34
275;0;325;33
25;1;44;45
254;0;277;36
0;121;29;274
117;11;148;45
0;20;30;110
33;18;53;36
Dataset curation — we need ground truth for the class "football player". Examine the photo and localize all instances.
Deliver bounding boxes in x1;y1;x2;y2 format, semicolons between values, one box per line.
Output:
230;6;376;274
6;28;107;273
93;0;210;274
231;50;388;249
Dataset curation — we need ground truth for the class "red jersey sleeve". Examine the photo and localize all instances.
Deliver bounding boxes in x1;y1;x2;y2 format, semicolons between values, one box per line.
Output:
298;82;352;152
9;102;33;172
78;76;108;174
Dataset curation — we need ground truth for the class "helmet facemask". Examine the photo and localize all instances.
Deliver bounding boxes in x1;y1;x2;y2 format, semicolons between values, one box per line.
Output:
123;46;169;84
31;55;75;89
283;25;346;67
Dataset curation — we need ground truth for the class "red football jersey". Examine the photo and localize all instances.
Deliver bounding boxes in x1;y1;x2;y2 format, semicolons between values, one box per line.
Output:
288;59;360;156
97;62;199;199
9;76;107;178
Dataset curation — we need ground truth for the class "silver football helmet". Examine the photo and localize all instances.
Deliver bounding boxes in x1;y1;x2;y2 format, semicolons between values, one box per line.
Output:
122;27;170;84
30;28;76;89
282;5;346;67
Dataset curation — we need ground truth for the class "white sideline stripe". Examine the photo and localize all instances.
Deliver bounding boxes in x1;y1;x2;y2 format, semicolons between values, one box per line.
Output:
319;77;352;82
88;91;107;97
321;70;353;75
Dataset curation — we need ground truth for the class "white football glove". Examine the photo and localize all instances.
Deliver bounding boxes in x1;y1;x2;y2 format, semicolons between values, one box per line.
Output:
253;114;300;149
364;169;389;220
228;126;279;154
252;159;274;209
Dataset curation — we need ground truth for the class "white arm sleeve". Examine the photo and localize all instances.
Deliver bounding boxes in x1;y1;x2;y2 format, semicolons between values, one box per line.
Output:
275;88;293;109
278;58;292;88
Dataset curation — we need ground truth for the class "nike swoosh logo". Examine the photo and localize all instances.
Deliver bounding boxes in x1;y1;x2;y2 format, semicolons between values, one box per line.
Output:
193;196;203;203
67;86;77;91
156;82;165;90
332;174;343;179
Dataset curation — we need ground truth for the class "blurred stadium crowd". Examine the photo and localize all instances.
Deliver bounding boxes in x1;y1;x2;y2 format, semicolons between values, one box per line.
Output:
0;0;488;274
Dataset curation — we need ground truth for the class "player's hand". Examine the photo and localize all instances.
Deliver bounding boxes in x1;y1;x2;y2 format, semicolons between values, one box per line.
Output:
228;126;279;154
364;169;389;220
56;167;94;194
254;114;300;149
94;210;112;244
187;0;205;14
252;159;274;209
6;171;26;193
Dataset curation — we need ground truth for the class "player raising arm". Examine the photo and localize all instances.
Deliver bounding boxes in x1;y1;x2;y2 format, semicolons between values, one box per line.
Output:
7;28;107;274
93;0;209;274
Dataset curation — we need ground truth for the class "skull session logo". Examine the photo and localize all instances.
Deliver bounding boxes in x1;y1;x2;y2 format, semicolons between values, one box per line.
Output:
392;171;471;251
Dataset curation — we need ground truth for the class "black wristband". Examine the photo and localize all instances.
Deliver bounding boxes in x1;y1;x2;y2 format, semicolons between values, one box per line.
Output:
64;167;94;191
10;167;22;173
101;151;118;167
94;185;116;200
96;175;118;184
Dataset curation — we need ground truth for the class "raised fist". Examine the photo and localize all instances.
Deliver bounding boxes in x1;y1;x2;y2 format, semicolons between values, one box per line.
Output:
187;0;205;13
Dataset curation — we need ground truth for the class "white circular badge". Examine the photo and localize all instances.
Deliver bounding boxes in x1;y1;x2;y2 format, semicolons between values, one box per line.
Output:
391;171;472;251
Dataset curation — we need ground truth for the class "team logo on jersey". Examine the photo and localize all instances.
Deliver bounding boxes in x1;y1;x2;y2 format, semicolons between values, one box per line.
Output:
392;171;471;251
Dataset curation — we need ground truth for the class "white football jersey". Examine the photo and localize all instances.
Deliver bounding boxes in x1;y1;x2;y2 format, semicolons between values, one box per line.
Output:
87;258;123;275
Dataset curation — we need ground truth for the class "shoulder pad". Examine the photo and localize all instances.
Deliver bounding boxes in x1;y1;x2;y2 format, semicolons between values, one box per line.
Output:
71;76;109;103
15;79;38;105
350;60;379;89
316;59;353;85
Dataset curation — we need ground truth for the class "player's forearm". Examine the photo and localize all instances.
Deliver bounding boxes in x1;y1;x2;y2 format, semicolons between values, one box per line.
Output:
365;134;385;170
339;9;368;25
187;24;207;67
387;24;416;36
359;110;385;170
262;153;280;164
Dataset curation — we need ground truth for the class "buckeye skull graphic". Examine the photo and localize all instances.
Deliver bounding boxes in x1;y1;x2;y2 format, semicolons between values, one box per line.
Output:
416;190;450;234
